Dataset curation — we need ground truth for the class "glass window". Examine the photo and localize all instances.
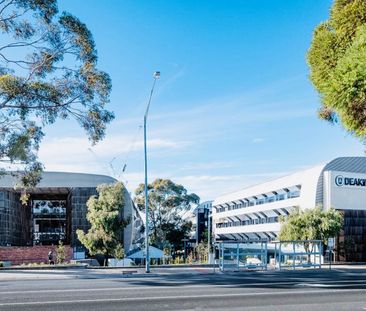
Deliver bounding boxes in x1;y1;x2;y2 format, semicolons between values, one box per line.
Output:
267;196;275;203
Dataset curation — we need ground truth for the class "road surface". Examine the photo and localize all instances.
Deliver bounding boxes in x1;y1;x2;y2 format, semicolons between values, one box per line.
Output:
0;267;366;310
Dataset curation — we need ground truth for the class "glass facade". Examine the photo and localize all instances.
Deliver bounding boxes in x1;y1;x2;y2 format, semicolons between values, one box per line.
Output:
0;188;97;247
216;216;279;229
336;210;366;262
0;191;30;246
70;187;97;247
215;186;301;214
32;200;67;245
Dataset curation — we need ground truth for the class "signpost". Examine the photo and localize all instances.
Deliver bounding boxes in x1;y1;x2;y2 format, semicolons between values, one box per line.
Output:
327;237;335;270
182;238;189;262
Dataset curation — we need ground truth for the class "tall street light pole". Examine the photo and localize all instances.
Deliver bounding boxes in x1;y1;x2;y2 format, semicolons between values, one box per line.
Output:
144;71;160;273
207;207;211;264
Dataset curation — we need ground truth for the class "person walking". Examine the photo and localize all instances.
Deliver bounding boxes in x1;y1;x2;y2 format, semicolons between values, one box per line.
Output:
48;250;54;265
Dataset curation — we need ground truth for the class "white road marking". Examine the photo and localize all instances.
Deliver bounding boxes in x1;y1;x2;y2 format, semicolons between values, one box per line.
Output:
296;283;343;288
0;284;228;295
0;288;365;306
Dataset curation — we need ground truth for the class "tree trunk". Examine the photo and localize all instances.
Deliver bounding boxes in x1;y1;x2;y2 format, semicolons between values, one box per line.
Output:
304;243;311;263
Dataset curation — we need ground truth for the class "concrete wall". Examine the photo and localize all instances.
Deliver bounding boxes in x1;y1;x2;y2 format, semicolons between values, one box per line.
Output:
324;171;366;210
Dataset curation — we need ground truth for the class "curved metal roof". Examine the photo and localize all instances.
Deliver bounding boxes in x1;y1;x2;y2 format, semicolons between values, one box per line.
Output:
323;157;366;173
213;157;366;207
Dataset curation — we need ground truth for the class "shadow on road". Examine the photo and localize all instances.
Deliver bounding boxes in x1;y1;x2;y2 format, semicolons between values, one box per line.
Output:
108;268;366;290
1;267;366;291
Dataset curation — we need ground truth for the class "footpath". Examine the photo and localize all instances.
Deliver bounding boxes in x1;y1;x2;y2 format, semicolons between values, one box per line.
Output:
0;264;366;281
0;266;216;281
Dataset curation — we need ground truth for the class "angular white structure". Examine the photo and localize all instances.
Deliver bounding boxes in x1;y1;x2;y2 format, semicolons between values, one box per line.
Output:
212;157;366;261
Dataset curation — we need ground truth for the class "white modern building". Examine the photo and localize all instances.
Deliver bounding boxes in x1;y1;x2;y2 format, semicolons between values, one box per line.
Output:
212;157;366;261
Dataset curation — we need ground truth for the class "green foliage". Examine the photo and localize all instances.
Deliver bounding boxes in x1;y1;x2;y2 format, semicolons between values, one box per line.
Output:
56;240;65;264
134;178;199;249
163;246;171;257
0;0;113;190
162;221;193;251
279;206;343;245
114;244;125;260
195;242;208;263
77;182;129;263
187;251;194;264
308;0;366;137
200;228;214;257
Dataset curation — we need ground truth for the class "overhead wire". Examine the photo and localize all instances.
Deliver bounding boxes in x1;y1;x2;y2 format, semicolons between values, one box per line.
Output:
113;124;143;181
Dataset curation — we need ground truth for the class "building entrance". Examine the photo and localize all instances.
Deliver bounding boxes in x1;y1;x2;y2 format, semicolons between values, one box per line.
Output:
32;198;68;245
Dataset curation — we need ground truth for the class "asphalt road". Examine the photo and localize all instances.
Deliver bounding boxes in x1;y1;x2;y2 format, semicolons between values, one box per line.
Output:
1;267;366;310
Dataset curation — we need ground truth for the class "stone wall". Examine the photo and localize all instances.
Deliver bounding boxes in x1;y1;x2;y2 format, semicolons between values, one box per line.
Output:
0;245;73;265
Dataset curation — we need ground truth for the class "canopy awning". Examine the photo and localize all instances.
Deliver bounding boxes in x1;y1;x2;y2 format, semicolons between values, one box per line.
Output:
127;246;164;259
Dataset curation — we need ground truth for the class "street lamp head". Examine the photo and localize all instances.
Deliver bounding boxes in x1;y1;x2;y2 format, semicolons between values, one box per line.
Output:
153;71;160;79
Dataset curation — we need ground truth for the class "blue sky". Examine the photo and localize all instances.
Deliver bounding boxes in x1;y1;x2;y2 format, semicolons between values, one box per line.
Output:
38;0;365;200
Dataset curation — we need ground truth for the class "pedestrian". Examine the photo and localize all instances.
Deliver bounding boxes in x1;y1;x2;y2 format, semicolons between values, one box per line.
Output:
48;250;54;265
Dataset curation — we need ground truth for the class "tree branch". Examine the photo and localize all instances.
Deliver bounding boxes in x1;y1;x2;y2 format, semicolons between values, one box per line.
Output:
0;0;14;17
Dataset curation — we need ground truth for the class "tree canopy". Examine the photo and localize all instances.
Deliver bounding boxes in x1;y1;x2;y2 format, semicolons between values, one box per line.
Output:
308;0;366;137
77;182;129;264
0;0;113;188
279;206;343;245
134;178;199;250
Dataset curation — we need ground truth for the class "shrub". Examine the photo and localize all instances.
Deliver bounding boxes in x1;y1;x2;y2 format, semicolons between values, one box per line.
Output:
56;241;66;264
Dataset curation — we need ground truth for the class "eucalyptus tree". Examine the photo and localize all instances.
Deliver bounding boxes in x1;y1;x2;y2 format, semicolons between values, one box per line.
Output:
308;0;366;137
77;182;129;266
0;0;113;194
134;178;199;249
279;206;343;260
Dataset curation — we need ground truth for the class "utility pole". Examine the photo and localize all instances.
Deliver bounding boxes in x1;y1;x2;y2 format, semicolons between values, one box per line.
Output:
207;207;211;264
144;71;160;273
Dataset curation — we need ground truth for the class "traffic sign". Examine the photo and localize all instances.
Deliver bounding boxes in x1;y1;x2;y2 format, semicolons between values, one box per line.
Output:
328;237;335;249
